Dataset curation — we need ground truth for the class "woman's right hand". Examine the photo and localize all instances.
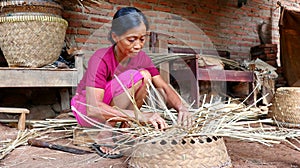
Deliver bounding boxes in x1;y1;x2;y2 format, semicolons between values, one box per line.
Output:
142;112;168;130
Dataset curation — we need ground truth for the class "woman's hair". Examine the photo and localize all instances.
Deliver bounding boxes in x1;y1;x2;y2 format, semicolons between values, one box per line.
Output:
108;7;149;44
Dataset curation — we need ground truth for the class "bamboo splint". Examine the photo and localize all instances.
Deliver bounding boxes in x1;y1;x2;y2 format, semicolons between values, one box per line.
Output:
0;107;30;130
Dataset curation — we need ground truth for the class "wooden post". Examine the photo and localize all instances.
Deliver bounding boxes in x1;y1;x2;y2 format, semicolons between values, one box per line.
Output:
59;88;70;111
151;32;169;84
75;54;84;85
18;112;26;130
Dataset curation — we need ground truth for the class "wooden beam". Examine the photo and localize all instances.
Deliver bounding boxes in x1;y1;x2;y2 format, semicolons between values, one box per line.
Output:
197;69;254;82
0;67;78;87
0;107;30;114
171;69;253;82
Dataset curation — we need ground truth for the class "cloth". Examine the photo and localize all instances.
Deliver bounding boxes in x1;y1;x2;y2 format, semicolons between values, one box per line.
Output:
71;45;159;127
279;7;300;86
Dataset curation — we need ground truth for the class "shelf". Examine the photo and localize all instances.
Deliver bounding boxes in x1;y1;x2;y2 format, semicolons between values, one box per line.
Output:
0;67;78;87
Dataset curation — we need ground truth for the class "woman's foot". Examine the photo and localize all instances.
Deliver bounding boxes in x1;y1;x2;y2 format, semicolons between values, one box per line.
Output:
93;129;123;158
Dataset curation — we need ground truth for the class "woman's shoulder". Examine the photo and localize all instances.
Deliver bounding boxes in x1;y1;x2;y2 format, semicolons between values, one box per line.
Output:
93;46;114;57
89;46;114;61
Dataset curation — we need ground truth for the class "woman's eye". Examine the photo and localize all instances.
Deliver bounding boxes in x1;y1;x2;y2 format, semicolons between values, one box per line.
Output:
127;38;136;43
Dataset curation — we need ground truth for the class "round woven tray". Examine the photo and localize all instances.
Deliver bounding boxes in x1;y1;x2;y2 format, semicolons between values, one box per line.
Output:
0;15;68;67
269;87;300;127
128;136;232;168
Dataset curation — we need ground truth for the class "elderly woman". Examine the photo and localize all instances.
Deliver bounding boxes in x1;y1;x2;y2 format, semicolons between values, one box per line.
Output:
71;7;191;158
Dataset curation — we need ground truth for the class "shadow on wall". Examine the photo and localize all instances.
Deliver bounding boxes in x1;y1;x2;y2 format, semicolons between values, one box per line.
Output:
0;48;8;67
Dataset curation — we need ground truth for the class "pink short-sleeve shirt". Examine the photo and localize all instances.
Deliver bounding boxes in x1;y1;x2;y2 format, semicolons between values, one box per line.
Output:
71;46;160;126
76;45;159;94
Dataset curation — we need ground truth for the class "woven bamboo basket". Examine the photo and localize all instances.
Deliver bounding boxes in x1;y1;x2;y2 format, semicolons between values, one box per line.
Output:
0;0;63;17
0;15;68;67
269;87;300;127
128;136;232;168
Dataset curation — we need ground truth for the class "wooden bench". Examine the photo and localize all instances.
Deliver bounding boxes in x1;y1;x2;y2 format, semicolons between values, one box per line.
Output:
0;107;30;130
169;55;254;107
0;55;83;111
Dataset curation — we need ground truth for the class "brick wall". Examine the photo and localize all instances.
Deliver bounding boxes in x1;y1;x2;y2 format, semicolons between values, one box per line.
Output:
62;0;300;64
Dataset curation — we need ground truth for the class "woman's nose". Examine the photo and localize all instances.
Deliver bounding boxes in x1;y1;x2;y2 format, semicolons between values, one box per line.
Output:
133;40;144;50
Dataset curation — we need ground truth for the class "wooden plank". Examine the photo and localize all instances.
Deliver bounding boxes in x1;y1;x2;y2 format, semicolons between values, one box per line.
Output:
171;69;253;82
197;69;254;82
0;67;78;87
0;107;30;114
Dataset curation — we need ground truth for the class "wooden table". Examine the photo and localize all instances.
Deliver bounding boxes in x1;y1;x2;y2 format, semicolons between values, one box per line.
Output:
0;55;84;111
169;55;254;108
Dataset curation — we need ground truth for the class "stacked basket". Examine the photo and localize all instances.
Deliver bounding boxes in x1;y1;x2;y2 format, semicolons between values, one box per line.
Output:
0;0;68;67
128;136;232;168
269;87;300;127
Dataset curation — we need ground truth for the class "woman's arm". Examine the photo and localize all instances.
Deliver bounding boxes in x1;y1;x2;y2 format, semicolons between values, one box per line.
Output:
152;75;192;126
85;86;167;129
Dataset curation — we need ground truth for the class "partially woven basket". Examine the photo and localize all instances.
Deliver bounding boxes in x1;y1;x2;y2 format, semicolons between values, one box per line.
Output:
269;87;300;127
0;15;68;67
128;136;232;168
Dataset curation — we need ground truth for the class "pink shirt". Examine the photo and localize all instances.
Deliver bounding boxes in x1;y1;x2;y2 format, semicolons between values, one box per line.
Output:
76;46;159;94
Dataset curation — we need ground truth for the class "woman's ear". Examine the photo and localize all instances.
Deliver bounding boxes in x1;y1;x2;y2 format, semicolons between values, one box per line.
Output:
111;32;119;43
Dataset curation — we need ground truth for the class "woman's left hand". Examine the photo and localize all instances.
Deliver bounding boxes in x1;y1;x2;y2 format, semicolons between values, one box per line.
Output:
177;105;193;127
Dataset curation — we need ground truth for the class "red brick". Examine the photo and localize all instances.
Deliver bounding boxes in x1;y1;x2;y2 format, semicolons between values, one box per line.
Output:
90;17;110;23
90;3;114;10
82;22;102;29
141;0;158;3
187;41;204;48
168;39;185;45
66;28;77;34
159;1;170;6
77;29;91;35
75;37;88;43
67;13;89;20
133;2;153;9
93;30;109;37
100;39;112;45
153;6;171;13
85;38;99;44
85;7;110;16
190;35;206;41
68;21;83;27
153;19;171;25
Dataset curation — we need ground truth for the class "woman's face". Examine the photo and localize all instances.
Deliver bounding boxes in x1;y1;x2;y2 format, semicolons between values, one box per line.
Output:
113;22;148;60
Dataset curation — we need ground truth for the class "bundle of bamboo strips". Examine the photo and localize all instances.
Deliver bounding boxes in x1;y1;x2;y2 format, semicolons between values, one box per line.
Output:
0;119;78;160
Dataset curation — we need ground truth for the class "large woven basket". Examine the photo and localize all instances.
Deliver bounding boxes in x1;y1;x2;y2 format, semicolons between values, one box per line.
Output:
128;136;232;168
269;87;300;127
0;15;68;67
0;0;63;17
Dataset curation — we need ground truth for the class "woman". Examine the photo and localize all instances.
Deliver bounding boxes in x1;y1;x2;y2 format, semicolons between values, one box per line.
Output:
71;7;191;157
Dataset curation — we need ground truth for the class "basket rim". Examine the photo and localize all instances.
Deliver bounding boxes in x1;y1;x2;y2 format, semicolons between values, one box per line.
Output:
0;0;62;9
0;15;68;26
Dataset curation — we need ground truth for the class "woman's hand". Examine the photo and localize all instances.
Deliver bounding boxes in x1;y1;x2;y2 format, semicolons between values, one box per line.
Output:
142;112;168;130
177;105;193;127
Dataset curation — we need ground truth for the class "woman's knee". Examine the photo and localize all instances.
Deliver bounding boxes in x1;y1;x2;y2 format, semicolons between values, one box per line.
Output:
139;70;152;83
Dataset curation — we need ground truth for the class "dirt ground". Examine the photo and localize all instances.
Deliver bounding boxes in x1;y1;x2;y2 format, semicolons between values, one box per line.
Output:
0;123;300;168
